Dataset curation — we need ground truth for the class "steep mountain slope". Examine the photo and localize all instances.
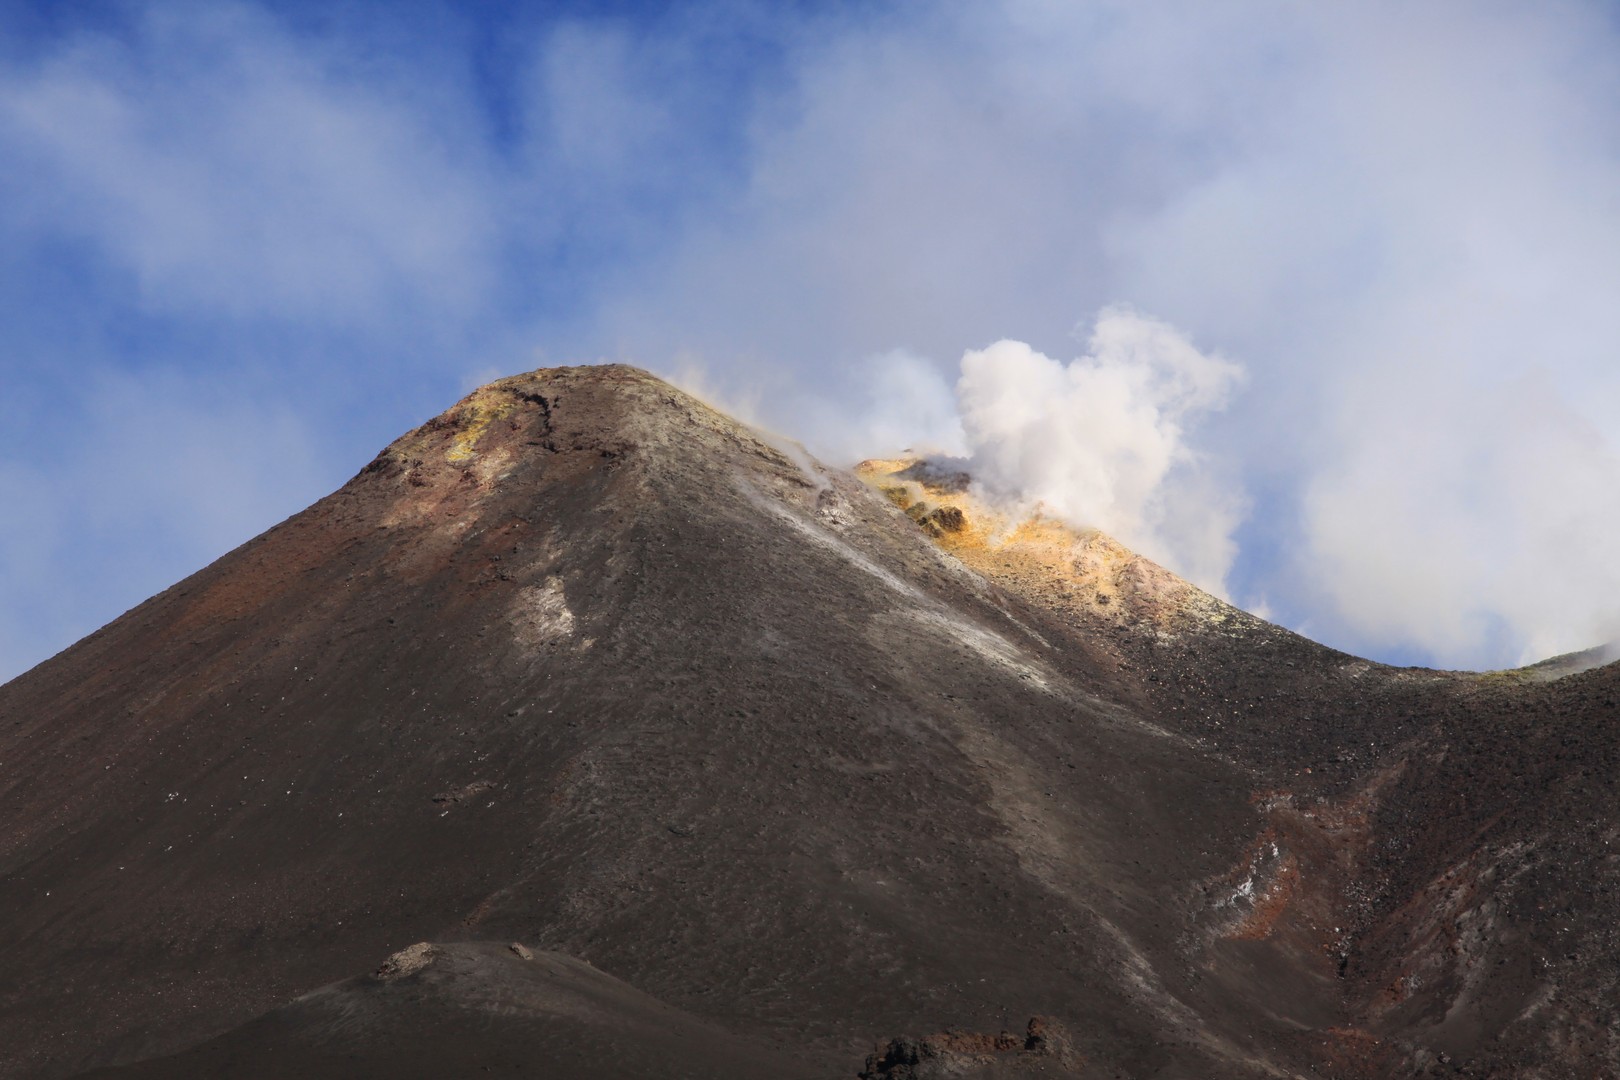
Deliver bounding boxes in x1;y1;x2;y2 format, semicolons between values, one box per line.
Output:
76;943;820;1080
1;365;1615;1078
858;458;1620;1077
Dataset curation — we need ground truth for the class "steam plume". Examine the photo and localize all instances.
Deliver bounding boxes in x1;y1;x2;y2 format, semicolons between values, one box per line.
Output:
954;308;1244;596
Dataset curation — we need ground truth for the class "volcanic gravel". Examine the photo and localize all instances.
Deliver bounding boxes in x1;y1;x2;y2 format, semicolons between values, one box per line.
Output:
1;365;1615;1078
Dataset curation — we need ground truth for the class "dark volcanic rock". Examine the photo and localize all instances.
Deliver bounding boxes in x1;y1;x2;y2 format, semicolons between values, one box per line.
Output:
860;1016;1078;1078
0;365;1616;1078
75;942;820;1079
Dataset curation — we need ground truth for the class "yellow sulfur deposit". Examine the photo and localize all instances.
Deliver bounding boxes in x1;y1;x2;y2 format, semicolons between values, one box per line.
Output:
446;392;519;463
855;457;1238;634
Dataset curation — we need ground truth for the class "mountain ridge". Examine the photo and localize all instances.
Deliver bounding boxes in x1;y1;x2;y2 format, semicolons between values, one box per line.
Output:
3;364;1617;1078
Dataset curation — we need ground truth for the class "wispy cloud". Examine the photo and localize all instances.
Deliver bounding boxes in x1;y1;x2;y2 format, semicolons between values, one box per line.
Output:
0;4;500;324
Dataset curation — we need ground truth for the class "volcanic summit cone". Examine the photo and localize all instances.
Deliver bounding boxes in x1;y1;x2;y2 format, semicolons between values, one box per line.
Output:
3;366;1618;1078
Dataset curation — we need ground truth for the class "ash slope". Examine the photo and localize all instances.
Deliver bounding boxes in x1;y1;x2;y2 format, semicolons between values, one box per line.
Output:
74;942;820;1080
0;366;1615;1078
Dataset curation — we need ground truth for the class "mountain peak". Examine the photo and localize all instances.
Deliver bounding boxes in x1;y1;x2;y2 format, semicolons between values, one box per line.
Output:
368;364;732;480
351;363;802;538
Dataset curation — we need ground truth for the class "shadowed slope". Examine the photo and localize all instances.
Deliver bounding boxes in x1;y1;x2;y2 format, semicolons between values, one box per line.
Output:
1;366;1616;1078
859;456;1620;1078
76;942;821;1079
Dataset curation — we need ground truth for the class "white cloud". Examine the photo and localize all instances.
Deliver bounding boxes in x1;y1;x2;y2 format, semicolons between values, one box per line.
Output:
0;3;498;323
1305;372;1620;666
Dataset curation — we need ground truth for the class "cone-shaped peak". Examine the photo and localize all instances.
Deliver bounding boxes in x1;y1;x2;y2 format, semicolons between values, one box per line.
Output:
366;364;755;484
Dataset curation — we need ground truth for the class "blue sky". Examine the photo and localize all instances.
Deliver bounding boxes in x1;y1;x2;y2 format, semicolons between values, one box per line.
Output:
5;0;1620;681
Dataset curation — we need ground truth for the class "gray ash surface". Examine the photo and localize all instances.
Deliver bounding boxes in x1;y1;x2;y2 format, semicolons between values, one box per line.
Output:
1;365;1616;1078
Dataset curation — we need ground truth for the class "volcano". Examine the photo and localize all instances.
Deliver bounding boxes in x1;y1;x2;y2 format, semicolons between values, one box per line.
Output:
2;365;1617;1078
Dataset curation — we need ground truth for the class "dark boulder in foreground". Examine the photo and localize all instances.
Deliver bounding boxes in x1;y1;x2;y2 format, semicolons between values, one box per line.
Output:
1;365;1616;1078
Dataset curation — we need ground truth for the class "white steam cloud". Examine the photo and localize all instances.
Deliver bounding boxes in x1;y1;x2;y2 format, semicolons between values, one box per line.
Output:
956;309;1243;596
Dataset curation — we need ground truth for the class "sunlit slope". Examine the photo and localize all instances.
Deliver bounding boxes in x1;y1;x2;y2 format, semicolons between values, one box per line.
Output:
856;456;1255;634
